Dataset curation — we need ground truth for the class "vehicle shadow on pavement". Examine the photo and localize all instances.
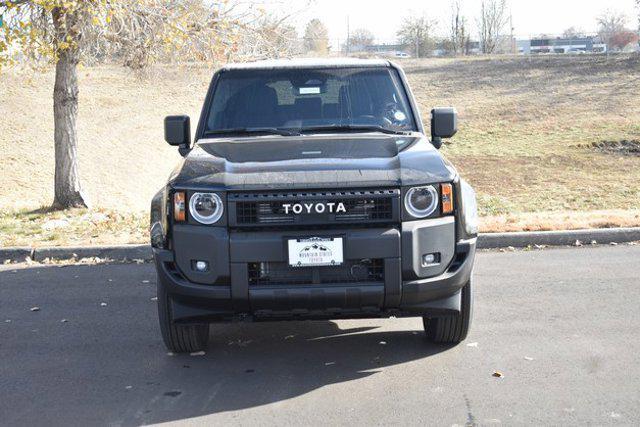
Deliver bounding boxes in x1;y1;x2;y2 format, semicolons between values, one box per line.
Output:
143;322;451;424
1;263;453;426
130;322;452;425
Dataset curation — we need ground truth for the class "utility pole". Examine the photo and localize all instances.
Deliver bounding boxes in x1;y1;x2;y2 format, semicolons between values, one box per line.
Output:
346;15;350;55
510;9;515;54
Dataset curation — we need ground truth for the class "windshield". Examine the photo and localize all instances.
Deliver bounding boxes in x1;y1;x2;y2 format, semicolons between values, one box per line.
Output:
204;67;417;135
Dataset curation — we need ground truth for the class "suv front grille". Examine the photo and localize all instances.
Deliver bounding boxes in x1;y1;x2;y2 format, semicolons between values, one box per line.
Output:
248;259;384;286
229;189;399;227
236;200;294;224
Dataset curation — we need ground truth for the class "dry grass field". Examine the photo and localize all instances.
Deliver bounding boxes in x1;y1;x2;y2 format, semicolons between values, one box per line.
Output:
1;55;639;247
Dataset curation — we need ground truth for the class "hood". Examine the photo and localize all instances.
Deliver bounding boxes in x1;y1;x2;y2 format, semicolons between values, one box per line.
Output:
169;134;456;191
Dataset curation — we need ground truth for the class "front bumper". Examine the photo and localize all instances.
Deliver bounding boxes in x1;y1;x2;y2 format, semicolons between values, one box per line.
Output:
154;217;476;322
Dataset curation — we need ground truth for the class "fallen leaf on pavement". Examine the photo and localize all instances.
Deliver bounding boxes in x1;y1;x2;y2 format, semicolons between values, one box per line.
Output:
228;339;252;347
493;371;504;378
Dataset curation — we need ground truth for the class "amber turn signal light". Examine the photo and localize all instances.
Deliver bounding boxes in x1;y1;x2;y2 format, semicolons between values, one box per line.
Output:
441;184;454;214
174;191;186;222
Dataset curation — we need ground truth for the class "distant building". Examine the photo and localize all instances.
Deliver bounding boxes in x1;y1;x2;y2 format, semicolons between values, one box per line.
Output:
517;40;531;54
475;36;515;54
467;41;481;55
518;36;607;54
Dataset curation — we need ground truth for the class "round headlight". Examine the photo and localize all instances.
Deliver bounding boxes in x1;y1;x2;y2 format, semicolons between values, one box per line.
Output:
405;186;439;218
189;193;223;224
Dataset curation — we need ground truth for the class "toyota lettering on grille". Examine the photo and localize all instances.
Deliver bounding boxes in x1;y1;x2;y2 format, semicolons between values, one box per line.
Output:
282;202;347;215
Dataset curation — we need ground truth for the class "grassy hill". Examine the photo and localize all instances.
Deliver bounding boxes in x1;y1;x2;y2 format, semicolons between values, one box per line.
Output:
1;55;639;246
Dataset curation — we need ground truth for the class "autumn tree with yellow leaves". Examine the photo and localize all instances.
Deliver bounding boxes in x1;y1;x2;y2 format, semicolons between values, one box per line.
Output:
0;0;241;209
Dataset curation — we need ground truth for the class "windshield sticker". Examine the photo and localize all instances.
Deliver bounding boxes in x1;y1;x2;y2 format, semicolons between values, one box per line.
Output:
394;111;407;121
299;87;321;95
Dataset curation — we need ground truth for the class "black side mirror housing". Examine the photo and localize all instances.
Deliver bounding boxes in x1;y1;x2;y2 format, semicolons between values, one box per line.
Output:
164;115;191;156
430;107;458;149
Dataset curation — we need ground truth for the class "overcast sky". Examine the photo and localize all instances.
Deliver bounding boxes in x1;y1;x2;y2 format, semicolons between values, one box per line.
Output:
282;0;639;45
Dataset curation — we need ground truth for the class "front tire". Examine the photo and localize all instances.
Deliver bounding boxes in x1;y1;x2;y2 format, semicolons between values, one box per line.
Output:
157;285;209;353
423;279;473;344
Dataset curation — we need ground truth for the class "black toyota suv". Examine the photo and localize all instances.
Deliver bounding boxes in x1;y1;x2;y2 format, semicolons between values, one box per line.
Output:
150;58;478;353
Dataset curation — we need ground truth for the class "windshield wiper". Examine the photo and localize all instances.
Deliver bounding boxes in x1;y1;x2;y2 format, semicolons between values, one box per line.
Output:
204;127;300;137
298;124;411;136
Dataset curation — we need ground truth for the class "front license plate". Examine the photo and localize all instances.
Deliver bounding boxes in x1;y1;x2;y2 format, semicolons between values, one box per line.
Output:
288;237;344;267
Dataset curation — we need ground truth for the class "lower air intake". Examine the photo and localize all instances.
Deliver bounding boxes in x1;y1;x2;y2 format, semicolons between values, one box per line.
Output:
248;259;384;286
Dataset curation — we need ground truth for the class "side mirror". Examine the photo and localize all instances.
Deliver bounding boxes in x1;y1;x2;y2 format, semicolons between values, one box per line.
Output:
430;107;458;149
164;115;191;156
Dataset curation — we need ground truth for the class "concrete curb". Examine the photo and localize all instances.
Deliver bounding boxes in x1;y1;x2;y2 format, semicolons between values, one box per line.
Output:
2;228;639;263
476;227;640;249
0;244;152;264
31;244;152;263
0;247;34;264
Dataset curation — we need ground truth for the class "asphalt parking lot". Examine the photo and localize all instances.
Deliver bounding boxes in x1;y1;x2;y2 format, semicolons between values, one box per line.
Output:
1;245;639;426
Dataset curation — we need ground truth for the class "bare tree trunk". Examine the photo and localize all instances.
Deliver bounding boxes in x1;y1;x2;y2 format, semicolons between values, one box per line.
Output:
52;8;88;209
479;0;508;54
